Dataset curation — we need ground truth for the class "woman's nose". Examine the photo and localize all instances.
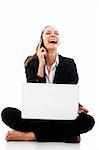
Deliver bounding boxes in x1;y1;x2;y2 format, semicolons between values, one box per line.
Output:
51;33;55;37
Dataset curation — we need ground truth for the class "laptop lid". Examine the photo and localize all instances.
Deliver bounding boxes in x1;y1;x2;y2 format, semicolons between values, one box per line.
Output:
21;83;79;120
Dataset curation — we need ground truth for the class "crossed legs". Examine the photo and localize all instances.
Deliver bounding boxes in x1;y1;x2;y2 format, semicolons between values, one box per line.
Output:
1;107;95;142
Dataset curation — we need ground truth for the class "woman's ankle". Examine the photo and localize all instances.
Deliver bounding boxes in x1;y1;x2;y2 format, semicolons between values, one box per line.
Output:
26;132;36;141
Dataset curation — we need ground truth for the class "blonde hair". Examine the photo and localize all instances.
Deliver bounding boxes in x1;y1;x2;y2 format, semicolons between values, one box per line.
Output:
24;26;50;68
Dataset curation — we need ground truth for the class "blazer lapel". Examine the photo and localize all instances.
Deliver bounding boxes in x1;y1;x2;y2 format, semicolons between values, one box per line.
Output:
53;55;64;83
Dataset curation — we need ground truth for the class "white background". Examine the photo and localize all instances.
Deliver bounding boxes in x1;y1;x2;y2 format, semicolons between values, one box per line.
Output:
0;0;98;150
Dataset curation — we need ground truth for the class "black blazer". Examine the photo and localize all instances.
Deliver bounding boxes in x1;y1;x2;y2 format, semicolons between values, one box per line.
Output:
25;55;78;84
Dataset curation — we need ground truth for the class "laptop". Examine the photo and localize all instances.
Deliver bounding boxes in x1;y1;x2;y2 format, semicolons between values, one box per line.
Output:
21;83;79;120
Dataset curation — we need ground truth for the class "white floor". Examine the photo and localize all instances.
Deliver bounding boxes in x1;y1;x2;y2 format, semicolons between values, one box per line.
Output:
0;118;98;150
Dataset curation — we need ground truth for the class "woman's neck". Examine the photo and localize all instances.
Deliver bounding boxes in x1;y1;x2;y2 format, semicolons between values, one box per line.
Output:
46;50;57;66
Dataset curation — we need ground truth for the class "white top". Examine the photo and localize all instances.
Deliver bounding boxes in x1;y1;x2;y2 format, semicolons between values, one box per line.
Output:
45;54;59;83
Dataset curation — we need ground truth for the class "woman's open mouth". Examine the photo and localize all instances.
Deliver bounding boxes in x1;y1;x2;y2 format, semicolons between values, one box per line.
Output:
48;39;58;44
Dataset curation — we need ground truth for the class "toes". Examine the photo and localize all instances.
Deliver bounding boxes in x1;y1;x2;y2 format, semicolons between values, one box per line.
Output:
76;136;80;142
5;131;14;141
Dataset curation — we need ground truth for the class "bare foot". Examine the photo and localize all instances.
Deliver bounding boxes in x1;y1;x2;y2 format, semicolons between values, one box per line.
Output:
72;136;81;143
5;130;36;141
66;135;81;143
69;135;81;143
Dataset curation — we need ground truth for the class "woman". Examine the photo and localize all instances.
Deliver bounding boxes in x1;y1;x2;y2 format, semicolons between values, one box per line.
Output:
1;26;95;143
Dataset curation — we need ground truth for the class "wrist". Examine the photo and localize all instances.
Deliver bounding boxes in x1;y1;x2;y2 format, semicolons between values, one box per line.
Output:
37;64;45;78
39;63;45;68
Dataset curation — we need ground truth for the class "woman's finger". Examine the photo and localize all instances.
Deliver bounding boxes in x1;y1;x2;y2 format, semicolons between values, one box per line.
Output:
81;107;89;113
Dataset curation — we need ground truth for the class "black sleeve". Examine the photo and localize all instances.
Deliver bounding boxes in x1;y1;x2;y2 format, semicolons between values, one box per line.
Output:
68;59;79;84
25;59;45;83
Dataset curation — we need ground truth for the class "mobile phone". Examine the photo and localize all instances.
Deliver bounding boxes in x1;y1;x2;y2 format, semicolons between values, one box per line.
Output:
40;38;47;62
40;38;45;48
40;38;47;51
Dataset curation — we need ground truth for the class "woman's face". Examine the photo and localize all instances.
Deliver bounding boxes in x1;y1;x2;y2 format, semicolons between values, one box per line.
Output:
42;26;60;51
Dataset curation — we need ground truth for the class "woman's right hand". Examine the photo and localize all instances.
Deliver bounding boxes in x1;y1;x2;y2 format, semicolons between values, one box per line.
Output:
37;42;47;66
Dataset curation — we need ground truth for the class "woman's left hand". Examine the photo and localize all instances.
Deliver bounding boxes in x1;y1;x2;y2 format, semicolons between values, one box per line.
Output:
78;105;89;114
